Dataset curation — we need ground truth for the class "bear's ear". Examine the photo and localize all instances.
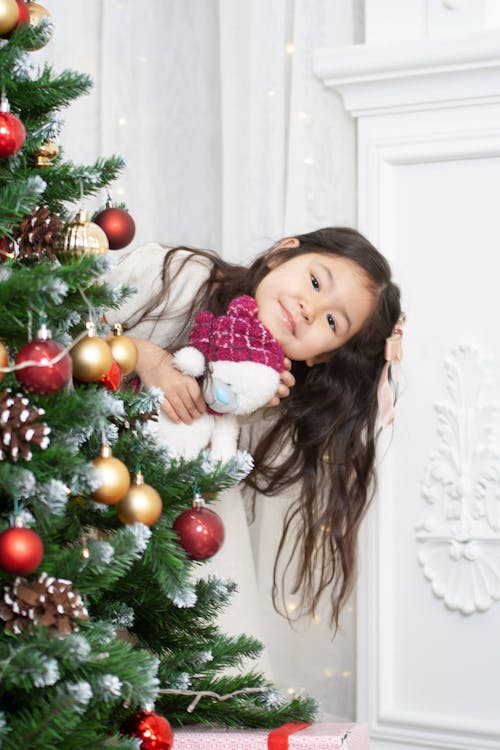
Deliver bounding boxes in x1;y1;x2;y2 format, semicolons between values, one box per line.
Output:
226;295;258;319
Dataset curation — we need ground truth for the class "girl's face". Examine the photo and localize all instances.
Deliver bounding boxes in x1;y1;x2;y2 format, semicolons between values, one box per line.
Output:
255;251;375;365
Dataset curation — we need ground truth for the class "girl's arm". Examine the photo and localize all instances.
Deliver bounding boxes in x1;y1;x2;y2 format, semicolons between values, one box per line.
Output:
129;336;205;424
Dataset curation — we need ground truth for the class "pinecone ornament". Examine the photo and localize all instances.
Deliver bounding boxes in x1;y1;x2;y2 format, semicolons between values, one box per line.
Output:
12;206;63;261
0;572;89;635
0;387;51;461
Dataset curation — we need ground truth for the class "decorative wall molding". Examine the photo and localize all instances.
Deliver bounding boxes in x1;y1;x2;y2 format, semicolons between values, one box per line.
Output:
313;29;500;116
416;346;500;614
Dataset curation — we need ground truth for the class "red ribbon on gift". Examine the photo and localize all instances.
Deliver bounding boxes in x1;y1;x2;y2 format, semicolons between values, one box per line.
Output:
268;722;311;749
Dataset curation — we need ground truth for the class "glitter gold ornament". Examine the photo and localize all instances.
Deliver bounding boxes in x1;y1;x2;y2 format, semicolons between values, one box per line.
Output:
116;471;162;526
25;0;51;48
55;207;109;260
91;443;130;505
107;323;138;376
26;0;49;25
0;0;18;35
34;139;59;167
71;322;113;383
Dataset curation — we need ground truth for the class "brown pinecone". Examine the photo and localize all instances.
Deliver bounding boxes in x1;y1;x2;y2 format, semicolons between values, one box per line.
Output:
0;387;51;461
0;572;89;635
13;206;63;261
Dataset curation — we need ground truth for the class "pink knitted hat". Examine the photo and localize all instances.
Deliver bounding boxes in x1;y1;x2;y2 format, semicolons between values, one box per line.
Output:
188;295;284;373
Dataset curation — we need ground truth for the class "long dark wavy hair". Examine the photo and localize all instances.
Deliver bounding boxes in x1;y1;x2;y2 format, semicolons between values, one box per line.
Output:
124;227;402;628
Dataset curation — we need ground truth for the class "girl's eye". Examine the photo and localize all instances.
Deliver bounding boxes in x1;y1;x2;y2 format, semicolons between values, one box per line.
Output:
311;274;320;291
327;313;336;332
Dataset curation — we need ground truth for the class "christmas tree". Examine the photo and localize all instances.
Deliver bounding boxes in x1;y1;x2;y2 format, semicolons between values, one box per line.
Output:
0;4;315;748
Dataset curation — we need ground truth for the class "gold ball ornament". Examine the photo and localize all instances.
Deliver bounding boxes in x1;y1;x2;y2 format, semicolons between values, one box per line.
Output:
116;472;163;526
107;323;138;376
34;139;59;167
26;1;52;48
71;323;113;382
0;0;18;35
91;444;130;505
55;207;109;260
0;340;8;383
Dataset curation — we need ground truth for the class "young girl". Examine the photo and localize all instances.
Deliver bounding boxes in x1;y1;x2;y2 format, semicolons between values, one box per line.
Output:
105;227;402;630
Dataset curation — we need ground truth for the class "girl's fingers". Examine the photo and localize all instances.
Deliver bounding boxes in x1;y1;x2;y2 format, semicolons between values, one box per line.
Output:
165;394;195;424
281;370;295;388
163;381;206;424
277;383;290;398
161;398;181;423
186;380;206;416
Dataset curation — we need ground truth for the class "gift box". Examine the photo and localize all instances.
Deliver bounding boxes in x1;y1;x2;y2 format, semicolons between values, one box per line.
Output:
173;722;369;749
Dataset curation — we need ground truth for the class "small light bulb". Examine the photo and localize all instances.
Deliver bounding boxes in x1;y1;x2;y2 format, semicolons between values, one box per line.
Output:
287;687;296;696
267;90;276;97
303;157;314;166
117;116;127;126
297;111;308;120
285;42;295;54
341;670;351;678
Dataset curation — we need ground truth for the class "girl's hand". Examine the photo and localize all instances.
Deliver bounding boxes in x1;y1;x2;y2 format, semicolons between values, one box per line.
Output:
266;357;295;408
130;337;206;424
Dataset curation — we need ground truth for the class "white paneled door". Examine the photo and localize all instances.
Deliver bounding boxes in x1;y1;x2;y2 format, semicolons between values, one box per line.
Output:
315;23;500;750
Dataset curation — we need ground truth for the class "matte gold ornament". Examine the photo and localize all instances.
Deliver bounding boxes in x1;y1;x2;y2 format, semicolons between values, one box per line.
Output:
91;443;130;505
0;0;18;35
34;139;59;167
71;322;113;382
107;323;138;376
55;207;109;260
116;471;163;526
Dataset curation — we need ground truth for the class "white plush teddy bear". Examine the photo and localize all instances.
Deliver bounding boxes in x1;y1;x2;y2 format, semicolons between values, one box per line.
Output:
150;295;284;460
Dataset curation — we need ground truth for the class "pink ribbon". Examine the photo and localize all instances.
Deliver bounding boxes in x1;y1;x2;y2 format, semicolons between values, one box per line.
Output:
377;323;404;427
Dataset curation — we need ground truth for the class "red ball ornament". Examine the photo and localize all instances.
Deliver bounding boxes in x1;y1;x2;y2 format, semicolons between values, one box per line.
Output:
93;205;136;250
15;0;30;25
98;359;122;391
173;495;224;561
0;525;44;575
15;326;72;395
0;96;25;158
121;710;173;750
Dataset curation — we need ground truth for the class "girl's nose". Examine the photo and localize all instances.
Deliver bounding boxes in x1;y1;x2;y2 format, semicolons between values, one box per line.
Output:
300;299;314;323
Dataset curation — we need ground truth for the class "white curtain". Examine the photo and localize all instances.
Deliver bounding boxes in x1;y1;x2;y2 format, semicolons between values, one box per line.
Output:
41;0;358;721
